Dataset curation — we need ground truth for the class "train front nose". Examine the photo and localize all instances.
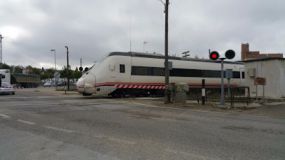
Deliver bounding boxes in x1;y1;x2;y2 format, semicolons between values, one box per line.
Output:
76;75;96;96
76;78;85;93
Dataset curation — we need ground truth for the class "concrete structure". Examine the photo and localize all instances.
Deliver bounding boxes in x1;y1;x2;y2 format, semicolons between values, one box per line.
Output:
241;43;283;61
244;57;285;99
0;69;11;84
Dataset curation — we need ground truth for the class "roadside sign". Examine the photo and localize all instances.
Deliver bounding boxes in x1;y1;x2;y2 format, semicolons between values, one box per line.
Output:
225;69;233;79
54;72;60;80
254;77;266;85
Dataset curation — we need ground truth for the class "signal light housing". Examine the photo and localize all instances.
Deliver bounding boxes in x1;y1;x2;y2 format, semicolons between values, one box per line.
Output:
209;51;220;60
225;49;235;59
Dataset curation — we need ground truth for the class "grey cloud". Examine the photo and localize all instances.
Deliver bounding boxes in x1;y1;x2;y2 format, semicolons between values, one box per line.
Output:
0;0;284;68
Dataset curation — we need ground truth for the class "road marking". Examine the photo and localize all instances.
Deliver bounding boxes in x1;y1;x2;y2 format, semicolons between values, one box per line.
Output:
17;119;36;125
93;134;104;139
107;137;135;145
0;113;11;119
44;125;75;133
165;148;214;160
91;134;135;145
123;101;216;114
126;101;185;110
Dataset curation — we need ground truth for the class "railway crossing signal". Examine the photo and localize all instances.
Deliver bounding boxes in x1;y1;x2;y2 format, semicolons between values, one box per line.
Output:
79;67;83;72
209;51;220;60
209;49;236;61
209;49;236;106
225;49;235;59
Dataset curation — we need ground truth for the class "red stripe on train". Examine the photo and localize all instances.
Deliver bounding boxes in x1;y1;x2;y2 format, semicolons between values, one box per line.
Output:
95;82;238;89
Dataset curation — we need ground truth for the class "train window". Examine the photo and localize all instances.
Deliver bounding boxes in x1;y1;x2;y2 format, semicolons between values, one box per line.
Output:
152;68;164;76
233;71;241;78
120;64;125;73
203;70;220;77
132;66;149;75
242;72;245;79
131;65;242;79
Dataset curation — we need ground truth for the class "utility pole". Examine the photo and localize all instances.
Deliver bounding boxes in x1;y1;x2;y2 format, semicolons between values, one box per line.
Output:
181;51;190;58
143;41;147;52
0;34;3;64
163;0;171;103
65;46;70;91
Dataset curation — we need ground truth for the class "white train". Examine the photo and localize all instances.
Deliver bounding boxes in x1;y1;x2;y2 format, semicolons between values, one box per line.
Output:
76;52;245;96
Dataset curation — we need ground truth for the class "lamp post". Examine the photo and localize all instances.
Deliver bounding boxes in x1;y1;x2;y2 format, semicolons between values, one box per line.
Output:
0;34;3;64
65;46;70;91
50;49;56;71
50;49;57;87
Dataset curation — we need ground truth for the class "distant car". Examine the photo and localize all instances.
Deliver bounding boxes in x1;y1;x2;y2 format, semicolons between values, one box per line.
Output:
43;81;52;87
0;82;15;95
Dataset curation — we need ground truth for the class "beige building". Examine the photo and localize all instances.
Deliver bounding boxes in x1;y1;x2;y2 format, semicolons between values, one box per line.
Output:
244;57;285;99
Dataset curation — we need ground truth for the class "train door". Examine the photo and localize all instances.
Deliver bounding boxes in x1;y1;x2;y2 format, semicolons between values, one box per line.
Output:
239;67;245;85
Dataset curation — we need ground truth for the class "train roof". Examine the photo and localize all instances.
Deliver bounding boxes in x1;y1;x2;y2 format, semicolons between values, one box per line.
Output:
108;52;244;65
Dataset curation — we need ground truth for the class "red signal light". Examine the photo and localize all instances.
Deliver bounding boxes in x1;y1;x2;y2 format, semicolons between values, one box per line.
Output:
209;51;220;60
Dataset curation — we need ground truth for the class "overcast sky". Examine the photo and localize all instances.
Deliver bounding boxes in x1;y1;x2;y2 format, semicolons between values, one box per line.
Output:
0;0;284;69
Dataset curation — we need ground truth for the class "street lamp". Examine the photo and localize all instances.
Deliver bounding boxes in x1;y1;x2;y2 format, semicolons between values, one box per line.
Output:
50;49;57;71
65;46;70;91
0;34;4;64
50;49;57;87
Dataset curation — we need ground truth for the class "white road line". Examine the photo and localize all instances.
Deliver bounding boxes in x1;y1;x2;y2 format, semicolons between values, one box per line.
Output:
44;125;75;133
0;113;11;119
165;149;214;160
91;134;135;145
125;101;215;114
130;102;184;110
17;119;36;125
107;137;135;145
93;134;104;139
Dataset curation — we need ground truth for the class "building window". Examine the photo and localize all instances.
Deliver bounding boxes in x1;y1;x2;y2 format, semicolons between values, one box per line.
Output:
120;64;125;73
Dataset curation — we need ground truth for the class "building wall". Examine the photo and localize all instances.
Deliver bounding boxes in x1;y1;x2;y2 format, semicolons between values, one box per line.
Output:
245;59;285;99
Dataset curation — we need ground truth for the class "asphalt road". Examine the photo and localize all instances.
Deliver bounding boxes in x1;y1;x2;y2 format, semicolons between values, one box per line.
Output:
0;89;284;160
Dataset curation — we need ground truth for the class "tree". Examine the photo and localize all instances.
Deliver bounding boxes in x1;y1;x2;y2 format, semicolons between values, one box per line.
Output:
13;66;23;73
73;67;82;80
0;63;11;70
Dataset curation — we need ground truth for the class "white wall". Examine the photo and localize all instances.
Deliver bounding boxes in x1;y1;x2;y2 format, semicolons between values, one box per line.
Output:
245;59;285;99
0;69;11;84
